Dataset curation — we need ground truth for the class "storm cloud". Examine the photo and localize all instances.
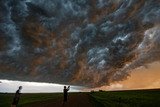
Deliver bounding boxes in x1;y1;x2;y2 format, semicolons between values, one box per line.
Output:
0;0;160;87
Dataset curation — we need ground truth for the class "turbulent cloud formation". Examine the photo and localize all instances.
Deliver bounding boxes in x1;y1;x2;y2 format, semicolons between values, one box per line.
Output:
89;62;160;91
0;0;160;87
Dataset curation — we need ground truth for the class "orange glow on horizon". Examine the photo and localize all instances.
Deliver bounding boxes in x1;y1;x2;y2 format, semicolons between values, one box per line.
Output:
84;62;160;91
119;62;160;89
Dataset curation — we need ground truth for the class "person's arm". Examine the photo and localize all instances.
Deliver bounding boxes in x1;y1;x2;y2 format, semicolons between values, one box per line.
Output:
67;86;70;91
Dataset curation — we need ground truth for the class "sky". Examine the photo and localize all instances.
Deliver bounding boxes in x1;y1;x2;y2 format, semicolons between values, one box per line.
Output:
1;62;160;93
119;62;160;89
0;79;81;93
86;62;160;91
0;0;160;90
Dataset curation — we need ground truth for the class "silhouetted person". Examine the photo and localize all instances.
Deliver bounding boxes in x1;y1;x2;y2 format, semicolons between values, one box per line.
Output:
11;86;22;107
63;86;70;103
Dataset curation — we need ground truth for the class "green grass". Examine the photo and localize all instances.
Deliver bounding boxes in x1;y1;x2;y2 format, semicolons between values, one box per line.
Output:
0;93;62;107
1;89;160;107
0;93;14;107
90;89;160;107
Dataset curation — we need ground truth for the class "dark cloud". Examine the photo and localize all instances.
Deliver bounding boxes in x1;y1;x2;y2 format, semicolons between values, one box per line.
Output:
0;0;159;87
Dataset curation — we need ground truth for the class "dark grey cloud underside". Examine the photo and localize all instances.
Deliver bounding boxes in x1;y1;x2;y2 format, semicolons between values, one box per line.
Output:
0;0;160;87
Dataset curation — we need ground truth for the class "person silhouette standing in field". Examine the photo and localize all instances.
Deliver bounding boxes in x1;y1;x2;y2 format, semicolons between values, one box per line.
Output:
11;86;22;107
63;86;70;104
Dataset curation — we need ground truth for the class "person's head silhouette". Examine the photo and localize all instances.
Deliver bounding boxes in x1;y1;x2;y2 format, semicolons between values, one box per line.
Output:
19;86;22;90
64;86;66;89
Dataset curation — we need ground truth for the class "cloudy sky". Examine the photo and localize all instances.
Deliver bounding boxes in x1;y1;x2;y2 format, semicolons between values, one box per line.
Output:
1;61;160;93
86;62;160;91
0;0;160;91
0;79;81;93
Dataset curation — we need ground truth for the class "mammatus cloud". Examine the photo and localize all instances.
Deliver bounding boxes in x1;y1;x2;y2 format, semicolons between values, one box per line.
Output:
0;0;160;87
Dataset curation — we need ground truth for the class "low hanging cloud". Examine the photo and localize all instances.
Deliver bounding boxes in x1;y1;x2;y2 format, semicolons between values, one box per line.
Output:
91;62;160;91
121;62;160;89
0;0;160;87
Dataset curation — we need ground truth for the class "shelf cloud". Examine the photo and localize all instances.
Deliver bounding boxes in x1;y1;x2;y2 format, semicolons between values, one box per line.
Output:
0;0;160;87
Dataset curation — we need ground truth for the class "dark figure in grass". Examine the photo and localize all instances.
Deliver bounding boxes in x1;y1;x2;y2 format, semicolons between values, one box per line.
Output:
63;86;70;103
11;86;22;107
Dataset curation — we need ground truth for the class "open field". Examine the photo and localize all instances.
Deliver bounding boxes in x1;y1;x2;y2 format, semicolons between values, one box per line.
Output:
0;89;160;107
0;93;62;107
90;89;160;107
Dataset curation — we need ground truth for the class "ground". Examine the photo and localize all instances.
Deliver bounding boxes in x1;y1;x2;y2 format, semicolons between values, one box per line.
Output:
23;93;93;107
0;89;160;107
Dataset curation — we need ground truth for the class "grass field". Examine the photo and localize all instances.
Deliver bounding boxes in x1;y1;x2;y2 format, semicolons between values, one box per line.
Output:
0;93;63;107
90;89;160;107
0;89;160;107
